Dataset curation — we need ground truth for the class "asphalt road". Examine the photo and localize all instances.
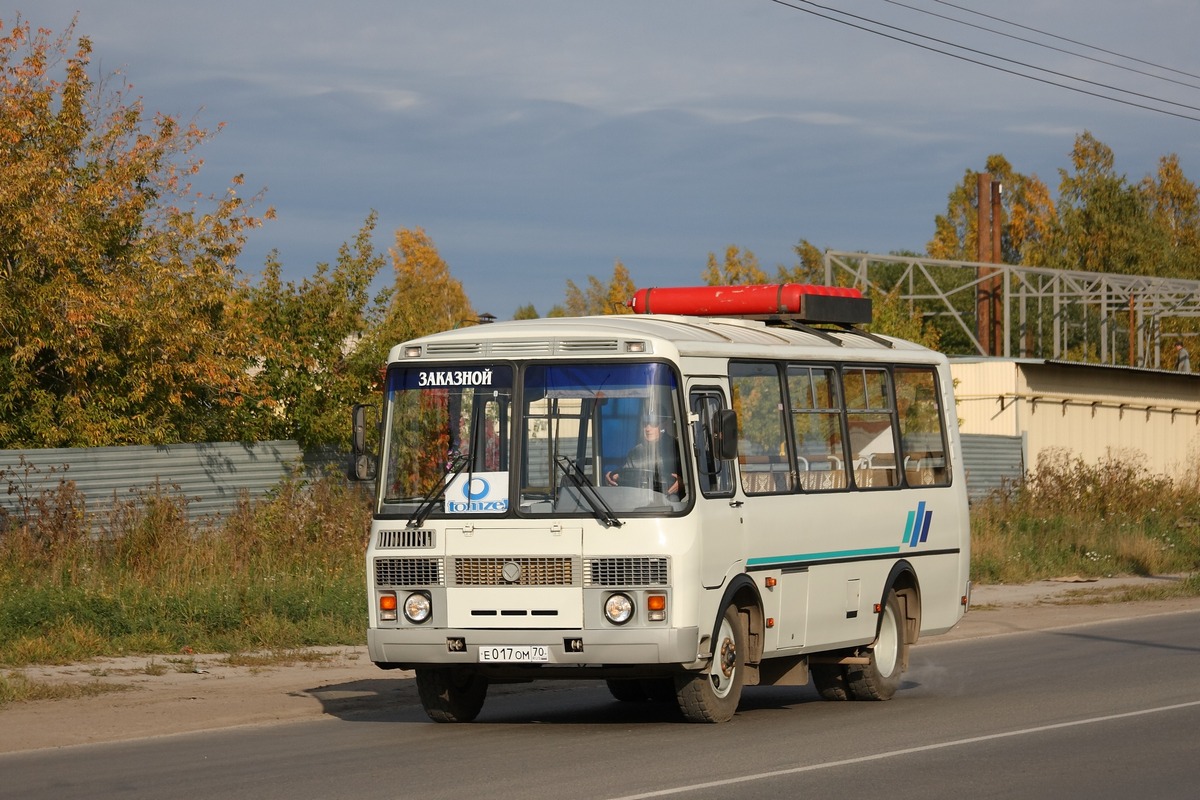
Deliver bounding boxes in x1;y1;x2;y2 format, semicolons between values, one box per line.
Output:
3;607;1198;800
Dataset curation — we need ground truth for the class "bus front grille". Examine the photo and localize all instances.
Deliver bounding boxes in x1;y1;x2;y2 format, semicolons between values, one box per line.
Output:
451;557;577;586
374;557;445;587
584;557;670;587
377;528;435;549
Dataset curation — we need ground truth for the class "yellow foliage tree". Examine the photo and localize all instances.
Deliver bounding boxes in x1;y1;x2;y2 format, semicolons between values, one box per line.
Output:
0;17;272;447
702;245;768;285
372;227;475;345
561;260;636;316
926;153;1057;266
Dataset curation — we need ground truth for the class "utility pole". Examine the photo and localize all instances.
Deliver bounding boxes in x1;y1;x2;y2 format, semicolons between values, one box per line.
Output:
975;173;1003;356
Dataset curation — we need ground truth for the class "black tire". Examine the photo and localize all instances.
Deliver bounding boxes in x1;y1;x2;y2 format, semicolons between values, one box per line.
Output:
810;663;849;701
606;679;647;703
415;668;489;722
847;589;905;701
675;604;746;723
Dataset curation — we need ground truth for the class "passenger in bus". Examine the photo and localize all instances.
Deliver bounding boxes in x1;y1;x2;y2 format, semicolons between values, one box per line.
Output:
604;414;683;499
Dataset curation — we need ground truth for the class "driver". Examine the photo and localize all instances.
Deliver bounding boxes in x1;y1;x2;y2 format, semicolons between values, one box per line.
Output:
605;413;683;498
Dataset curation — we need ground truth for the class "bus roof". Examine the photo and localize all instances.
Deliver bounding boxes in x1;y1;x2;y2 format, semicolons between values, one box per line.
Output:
389;314;943;366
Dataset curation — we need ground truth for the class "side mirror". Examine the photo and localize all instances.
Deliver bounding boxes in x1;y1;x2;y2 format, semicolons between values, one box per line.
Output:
351;403;378;481
714;409;738;461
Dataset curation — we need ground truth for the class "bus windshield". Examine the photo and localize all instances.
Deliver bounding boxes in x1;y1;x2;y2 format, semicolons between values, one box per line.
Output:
381;365;514;516
520;362;686;516
377;362;687;519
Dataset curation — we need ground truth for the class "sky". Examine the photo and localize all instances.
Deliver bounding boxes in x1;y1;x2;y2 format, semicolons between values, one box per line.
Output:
10;1;1200;319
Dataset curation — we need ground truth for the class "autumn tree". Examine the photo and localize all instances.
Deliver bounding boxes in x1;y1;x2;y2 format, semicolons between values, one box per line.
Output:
864;287;942;351
1139;153;1200;280
1052;131;1163;276
927;153;1058;266
365;227;475;354
240;215;389;448
558;260;636;316
702;245;768;286
776;239;826;285
0;17;271;447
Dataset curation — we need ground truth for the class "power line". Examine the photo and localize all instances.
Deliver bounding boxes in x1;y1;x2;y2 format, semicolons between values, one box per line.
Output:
929;0;1200;84
766;0;1200;123
883;0;1200;93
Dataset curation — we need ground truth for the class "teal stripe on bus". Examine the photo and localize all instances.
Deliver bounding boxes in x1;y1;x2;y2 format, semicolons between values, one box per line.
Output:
746;545;903;567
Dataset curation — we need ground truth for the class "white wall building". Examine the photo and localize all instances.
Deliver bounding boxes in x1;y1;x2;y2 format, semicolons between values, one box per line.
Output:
950;358;1200;482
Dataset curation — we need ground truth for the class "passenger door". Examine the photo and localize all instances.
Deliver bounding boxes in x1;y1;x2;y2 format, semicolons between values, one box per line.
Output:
688;384;744;588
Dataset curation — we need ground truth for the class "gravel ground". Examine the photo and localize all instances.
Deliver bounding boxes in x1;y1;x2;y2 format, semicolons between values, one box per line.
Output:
2;574;1197;755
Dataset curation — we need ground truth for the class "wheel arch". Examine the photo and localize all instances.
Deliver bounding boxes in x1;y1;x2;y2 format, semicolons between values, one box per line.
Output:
709;574;764;668
880;560;922;648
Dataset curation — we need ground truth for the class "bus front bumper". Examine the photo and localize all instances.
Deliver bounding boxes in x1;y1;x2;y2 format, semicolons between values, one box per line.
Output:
368;626;701;670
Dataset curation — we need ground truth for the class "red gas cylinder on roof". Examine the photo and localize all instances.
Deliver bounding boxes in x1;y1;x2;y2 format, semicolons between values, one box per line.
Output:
627;284;871;325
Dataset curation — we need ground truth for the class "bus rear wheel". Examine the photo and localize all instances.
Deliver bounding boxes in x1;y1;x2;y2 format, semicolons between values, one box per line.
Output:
675;604;745;723
416;668;489;722
810;663;849;701
847;589;905;701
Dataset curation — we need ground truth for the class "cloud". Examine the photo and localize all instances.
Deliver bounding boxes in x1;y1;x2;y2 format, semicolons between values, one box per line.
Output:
13;0;1200;318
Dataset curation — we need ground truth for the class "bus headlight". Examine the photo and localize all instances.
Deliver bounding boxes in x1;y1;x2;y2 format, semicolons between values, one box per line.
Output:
604;593;635;625
403;592;432;623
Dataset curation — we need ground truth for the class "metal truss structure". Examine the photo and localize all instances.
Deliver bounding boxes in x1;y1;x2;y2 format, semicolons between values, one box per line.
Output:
822;251;1200;369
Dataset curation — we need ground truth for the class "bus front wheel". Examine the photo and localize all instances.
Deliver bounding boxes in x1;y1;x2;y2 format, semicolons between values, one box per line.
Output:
416;668;489;722
847;589;905;701
675;604;745;723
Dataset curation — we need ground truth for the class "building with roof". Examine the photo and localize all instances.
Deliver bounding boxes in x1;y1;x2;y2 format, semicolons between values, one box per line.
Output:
950;357;1200;483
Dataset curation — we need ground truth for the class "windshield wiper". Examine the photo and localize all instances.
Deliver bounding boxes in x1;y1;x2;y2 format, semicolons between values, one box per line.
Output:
554;455;623;528
407;453;471;529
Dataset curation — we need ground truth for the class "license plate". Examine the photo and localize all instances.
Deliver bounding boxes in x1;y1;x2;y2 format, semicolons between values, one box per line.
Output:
478;645;551;663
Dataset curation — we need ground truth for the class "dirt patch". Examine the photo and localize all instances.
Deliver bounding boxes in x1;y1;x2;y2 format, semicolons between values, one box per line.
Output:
3;578;1199;754
0;647;413;754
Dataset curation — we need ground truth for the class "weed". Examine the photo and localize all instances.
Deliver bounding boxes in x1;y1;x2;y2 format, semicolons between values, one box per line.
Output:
0;468;370;666
971;449;1200;584
0;671;129;707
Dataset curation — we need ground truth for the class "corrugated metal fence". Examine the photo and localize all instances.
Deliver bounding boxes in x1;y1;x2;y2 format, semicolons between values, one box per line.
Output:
961;433;1025;501
0;441;345;528
0;434;1024;529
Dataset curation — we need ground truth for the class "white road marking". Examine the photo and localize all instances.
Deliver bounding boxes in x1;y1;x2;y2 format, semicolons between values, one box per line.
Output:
604;699;1200;800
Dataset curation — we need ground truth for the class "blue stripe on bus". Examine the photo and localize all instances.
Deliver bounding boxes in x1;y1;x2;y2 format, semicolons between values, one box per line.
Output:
903;501;934;548
907;501;926;547
746;546;903;567
919;506;933;543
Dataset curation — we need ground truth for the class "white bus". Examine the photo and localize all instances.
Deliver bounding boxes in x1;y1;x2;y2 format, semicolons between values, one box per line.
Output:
352;284;970;723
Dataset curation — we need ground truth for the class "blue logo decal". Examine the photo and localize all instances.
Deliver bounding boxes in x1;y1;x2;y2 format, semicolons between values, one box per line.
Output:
463;477;490;500
445;471;509;513
902;501;932;548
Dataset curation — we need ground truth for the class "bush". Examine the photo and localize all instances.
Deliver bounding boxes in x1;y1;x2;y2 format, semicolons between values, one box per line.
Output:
970;448;1200;584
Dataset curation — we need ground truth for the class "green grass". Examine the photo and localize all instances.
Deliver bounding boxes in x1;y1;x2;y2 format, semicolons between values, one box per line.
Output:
0;469;371;668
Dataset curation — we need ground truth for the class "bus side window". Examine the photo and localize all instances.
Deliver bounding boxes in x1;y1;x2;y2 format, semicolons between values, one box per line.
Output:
690;389;734;497
843;367;900;489
730;363;792;495
895;367;951;487
787;364;849;491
